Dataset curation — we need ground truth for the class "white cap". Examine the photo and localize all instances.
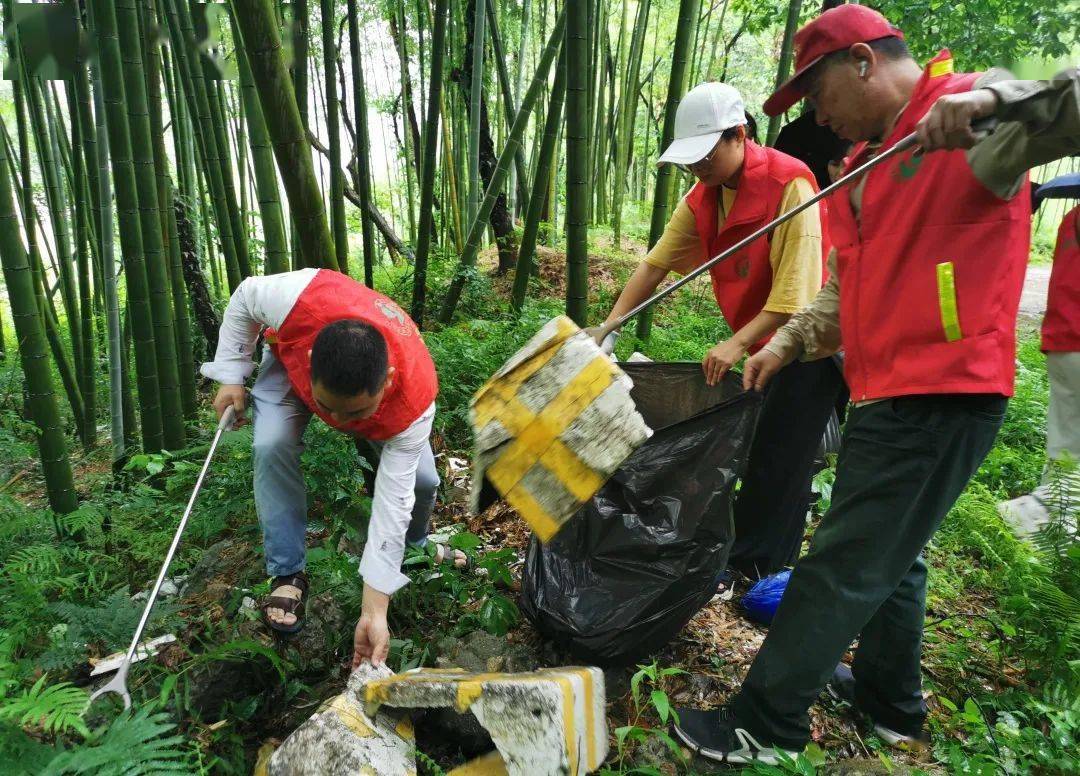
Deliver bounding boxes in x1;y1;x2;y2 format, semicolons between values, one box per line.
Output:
657;82;746;165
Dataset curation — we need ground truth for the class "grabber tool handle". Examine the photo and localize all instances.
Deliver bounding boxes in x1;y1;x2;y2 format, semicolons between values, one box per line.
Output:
90;405;237;711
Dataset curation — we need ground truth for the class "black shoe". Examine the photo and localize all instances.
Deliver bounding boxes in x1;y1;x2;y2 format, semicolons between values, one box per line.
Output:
713;569;736;602
826;664;929;749
671;706;801;765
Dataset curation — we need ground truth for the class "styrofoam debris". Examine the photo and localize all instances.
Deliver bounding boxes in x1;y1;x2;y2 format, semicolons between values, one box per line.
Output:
89;633;178;676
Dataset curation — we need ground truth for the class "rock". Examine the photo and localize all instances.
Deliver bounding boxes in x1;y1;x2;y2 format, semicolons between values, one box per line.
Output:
182;540;243;598
284;592;347;671
433;630;537;674
132;575;187;602
269;663;416;776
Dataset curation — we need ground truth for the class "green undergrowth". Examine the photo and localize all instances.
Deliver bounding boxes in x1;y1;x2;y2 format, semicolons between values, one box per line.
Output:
0;243;1075;773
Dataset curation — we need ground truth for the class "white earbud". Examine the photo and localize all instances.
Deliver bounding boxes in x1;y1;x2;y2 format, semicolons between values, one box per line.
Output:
858;61;869;77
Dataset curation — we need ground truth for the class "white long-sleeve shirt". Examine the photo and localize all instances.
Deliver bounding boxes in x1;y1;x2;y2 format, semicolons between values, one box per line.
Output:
201;269;432;595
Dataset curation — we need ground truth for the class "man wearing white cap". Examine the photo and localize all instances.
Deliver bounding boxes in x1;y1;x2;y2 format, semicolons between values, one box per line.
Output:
594;81;846;584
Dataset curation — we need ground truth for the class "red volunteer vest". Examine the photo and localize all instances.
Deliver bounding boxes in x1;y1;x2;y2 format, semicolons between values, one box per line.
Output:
1042;205;1080;352
685;140;829;352
266;270;439;440
829;51;1032;401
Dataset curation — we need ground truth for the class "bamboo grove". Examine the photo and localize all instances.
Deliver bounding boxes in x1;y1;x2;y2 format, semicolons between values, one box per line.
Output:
0;0;877;519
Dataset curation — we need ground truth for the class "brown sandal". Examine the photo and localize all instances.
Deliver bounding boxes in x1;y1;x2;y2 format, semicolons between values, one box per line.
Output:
262;572;309;634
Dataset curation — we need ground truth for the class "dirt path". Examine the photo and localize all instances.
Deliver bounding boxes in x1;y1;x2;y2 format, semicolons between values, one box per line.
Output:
1020;263;1051;321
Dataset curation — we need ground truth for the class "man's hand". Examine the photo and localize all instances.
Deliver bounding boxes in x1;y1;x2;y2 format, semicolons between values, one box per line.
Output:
352;613;391;667
916;89;999;152
353;584;391;668
702;339;747;386
584;325;618;356
213;384;248;427
743;349;784;392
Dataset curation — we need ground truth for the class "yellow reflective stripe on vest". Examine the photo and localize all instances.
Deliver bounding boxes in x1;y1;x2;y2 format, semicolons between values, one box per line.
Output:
936;261;963;342
929;58;954;78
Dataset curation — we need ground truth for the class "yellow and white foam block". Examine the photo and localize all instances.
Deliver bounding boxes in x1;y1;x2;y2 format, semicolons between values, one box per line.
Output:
268;662;417;776
471;316;652;541
365;666;609;776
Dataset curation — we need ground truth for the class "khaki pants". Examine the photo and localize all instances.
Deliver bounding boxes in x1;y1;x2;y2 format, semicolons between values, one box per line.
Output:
997;351;1080;538
1046;351;1080;465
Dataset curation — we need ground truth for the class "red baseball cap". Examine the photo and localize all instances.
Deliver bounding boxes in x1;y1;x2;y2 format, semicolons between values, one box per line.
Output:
763;5;904;117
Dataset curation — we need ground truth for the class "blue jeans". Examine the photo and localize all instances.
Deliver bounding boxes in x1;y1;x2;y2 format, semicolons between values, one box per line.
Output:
251;350;439;577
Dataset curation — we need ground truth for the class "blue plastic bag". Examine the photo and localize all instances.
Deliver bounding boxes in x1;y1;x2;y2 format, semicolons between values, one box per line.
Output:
741;570;791;624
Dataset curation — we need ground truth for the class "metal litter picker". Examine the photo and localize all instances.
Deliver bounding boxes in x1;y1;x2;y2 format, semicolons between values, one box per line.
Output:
90;407;237;710
472;123;995;543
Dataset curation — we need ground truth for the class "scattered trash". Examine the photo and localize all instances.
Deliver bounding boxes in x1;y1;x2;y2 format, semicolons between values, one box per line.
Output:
426;524;467;546
442;456;472;504
132;575;187;602
522;364;761;666
741;570;792;625
89;634;178;677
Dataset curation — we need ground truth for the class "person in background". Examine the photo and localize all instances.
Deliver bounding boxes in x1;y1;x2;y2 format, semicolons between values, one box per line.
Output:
669;5;1080;764
592;81;847;587
998;203;1080;537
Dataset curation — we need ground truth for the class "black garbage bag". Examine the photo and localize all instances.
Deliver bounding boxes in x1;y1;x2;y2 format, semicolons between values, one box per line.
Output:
520;362;763;667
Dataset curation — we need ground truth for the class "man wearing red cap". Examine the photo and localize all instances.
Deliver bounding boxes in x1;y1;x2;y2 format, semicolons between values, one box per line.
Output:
671;5;1080;764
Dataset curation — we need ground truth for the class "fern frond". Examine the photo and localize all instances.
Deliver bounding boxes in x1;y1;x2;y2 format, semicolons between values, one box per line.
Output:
57;506;104;538
0;721;62;775
41;708;192;776
6;544;63;575
0;676;89;738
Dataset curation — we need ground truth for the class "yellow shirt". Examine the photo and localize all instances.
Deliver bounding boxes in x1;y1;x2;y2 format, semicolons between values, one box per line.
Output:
644;177;823;314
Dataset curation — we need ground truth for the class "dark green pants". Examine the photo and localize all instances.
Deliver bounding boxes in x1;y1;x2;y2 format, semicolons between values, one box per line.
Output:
731;394;1007;750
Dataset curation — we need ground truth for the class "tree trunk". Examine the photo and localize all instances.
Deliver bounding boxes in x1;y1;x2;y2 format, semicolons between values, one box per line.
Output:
320;0;347;272
346;0;377;287
230;19;289;275
766;0;804;146
163;0;248;291
564;0;590;325
289;0;308;270
232;0;338;272
453;0;517;273
611;0;650;246
117;0;185;450
512;39;566;313
175;198;220;357
484;0;529;213
90;0;165;452
389;6;418;243
637;0;700;340
68;80;97;448
410;0;450;327
0;122;78;516
466;0;485;225
26;80;82;382
511;0;531;217
438;6;566;323
85;0;125;461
